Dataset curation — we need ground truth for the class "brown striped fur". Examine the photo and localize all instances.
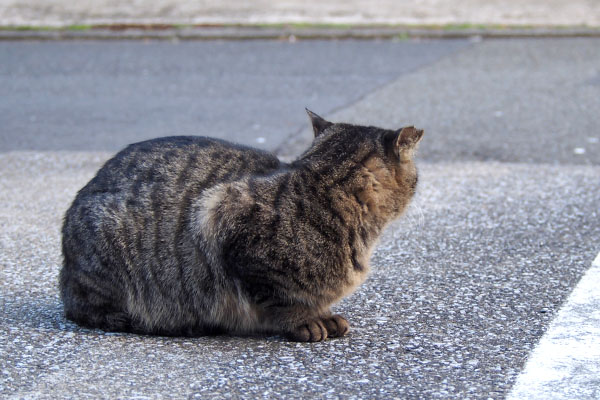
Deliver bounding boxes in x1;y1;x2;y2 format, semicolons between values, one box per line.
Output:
60;110;423;341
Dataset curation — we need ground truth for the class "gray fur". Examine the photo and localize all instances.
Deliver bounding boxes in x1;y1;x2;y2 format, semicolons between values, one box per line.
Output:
60;111;423;341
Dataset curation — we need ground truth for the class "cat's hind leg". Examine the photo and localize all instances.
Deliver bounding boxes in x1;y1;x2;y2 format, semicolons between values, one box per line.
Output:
60;269;135;333
63;297;135;333
63;298;135;333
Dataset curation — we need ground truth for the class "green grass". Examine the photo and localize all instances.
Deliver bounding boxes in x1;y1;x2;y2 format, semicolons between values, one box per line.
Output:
1;23;598;33
441;23;491;30
0;24;92;31
66;24;93;31
0;25;53;31
250;23;354;30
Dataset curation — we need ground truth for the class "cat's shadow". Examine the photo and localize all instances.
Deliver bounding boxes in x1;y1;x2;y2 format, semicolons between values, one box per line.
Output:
3;295;78;333
4;295;294;343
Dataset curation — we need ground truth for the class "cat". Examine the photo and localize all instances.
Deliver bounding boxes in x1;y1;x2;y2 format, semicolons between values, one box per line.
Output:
60;110;423;342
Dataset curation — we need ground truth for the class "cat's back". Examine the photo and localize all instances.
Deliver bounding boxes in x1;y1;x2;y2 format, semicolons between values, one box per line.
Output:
62;135;282;264
82;136;281;195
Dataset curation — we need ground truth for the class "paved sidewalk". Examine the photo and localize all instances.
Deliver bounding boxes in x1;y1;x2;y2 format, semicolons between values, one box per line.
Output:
1;0;599;27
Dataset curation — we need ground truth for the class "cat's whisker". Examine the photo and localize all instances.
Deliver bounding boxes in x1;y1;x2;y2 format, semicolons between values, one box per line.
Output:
402;200;425;229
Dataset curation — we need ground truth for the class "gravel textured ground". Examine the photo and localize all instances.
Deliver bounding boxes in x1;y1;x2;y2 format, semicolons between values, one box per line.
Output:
1;38;599;398
1;152;599;398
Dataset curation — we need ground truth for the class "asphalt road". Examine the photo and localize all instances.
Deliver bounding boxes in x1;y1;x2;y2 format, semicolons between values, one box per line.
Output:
0;39;467;152
1;38;599;399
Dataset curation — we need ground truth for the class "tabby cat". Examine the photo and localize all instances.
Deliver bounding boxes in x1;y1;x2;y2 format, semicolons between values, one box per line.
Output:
60;110;423;342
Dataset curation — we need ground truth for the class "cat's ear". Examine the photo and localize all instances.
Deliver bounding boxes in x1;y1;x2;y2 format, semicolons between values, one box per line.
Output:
397;126;424;149
306;108;333;137
386;126;424;160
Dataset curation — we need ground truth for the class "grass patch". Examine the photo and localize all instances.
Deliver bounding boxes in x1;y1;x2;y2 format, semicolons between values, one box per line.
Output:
0;23;598;37
0;24;91;31
0;25;53;31
441;23;496;30
66;24;93;31
251;23;354;30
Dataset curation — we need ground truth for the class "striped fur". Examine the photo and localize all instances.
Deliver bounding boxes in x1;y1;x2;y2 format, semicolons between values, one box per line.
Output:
60;111;423;341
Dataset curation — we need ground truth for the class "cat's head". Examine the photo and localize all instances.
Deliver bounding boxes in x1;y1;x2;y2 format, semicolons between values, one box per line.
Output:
301;109;423;217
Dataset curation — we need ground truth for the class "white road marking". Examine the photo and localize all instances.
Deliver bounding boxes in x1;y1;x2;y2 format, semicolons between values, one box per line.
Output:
508;251;600;400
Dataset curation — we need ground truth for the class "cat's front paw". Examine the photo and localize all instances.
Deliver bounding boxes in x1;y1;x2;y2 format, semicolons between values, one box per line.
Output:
322;314;350;338
286;315;350;342
287;319;328;342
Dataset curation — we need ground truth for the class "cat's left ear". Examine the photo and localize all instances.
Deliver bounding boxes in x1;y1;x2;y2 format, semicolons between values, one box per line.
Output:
306;108;333;137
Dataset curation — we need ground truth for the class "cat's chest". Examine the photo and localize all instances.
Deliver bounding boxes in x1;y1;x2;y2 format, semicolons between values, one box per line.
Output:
336;254;371;301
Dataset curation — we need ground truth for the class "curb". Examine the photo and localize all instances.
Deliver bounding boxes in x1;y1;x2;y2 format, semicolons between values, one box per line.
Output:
2;25;600;40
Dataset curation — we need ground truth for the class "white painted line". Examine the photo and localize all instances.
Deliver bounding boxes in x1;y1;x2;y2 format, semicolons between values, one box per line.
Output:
508;252;600;400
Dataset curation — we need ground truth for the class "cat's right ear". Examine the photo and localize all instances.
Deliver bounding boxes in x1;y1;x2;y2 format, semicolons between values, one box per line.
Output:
306;108;333;137
385;126;424;161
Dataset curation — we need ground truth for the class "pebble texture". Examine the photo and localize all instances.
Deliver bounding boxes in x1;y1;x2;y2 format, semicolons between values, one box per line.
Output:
1;152;598;398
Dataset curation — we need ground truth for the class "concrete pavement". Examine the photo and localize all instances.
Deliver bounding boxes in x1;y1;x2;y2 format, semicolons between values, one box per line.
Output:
1;0;599;27
1;37;599;398
1;0;599;41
